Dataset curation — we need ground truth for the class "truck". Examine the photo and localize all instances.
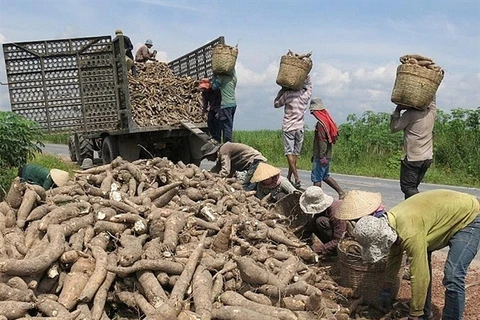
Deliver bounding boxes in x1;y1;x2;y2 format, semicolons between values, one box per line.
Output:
2;35;225;165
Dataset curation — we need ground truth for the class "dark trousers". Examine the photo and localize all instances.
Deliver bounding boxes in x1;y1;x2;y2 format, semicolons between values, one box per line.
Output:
207;109;221;143
400;158;432;199
219;106;236;143
125;50;137;76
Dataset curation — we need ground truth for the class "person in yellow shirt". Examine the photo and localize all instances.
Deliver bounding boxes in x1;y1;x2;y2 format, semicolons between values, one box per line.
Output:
353;189;480;320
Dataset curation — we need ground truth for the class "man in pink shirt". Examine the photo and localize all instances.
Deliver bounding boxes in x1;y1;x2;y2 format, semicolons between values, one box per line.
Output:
274;75;313;188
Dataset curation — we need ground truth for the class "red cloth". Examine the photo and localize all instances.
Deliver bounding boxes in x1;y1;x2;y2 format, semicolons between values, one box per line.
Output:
312;110;339;144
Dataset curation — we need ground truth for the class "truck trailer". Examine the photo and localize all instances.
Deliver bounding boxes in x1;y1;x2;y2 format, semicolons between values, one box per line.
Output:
2;35;224;165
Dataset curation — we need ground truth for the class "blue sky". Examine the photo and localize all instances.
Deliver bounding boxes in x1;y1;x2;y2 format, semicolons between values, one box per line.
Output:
0;0;479;130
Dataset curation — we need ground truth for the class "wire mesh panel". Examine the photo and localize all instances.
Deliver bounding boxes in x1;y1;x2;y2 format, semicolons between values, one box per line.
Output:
2;36;119;133
168;37;225;80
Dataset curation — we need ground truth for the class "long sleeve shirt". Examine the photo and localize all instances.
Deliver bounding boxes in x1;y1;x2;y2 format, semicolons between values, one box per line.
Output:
255;176;297;200
274;75;313;132
385;189;480;316
390;100;436;161
20;164;54;190
135;45;154;62
212;70;237;109
314;200;346;255
210;142;267;178
313;121;332;159
122;36;134;60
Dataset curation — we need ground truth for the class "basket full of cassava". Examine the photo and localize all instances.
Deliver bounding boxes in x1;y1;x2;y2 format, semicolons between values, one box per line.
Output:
337;238;404;307
276;50;313;90
211;43;238;75
391;54;444;110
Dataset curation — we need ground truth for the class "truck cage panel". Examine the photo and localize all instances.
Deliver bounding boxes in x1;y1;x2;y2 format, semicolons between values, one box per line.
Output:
2;35;223;135
2;36;119;134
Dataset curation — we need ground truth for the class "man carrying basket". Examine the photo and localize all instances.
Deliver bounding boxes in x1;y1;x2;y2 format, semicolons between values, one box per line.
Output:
390;98;436;199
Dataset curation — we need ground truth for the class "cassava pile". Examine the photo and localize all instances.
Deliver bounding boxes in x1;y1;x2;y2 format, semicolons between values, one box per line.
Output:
399;54;442;72
127;62;205;127
0;157;372;320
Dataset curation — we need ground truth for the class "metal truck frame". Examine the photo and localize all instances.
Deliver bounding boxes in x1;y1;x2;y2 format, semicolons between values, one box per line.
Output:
2;35;225;165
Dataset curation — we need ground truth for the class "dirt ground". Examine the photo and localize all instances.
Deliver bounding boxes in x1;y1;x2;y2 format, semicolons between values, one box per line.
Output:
396;251;480;320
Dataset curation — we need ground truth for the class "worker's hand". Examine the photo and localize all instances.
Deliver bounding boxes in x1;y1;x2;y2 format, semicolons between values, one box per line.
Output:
320;157;329;167
379;287;393;310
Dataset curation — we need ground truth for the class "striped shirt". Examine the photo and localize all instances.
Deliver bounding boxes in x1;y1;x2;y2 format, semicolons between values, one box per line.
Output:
274;75;313;132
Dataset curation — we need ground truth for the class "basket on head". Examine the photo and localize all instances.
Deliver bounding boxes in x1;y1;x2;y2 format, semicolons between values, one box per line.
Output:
391;63;444;110
212;44;238;75
337;238;404;308
276;52;313;90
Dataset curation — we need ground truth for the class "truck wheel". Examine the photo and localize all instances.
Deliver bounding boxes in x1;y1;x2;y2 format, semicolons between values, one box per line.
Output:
78;134;94;164
68;135;77;162
102;136;119;164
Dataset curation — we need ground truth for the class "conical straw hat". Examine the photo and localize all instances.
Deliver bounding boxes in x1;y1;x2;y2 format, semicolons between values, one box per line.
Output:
50;169;69;187
335;190;382;220
250;162;281;183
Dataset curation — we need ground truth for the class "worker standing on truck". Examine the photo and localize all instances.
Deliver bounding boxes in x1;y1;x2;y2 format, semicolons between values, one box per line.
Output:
390;98;436;199
274;75;313;189
200;141;266;190
198;78;221;143
212;69;237;143
18;164;70;189
135;39;157;63
114;29;137;76
309;98;345;200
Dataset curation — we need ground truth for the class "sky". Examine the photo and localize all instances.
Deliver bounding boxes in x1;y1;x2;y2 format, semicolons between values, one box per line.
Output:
0;0;479;130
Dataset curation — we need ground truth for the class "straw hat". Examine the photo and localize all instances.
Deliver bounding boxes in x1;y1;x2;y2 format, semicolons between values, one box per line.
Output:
299;186;334;215
115;29;123;35
353;216;397;263
50;169;69;187
81;158;94;170
309;98;325;111
335;190;382;220
200;141;220;159
250;162;281;183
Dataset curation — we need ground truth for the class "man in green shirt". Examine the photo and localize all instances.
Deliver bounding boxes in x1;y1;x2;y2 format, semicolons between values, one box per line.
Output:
212;69;237;143
19;164;70;189
353;189;480;320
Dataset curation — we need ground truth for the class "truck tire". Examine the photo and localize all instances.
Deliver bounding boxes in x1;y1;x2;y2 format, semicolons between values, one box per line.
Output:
78;135;94;164
102;136;119;164
68;135;77;162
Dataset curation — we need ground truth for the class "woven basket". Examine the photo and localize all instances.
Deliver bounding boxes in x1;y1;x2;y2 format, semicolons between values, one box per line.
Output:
212;44;238;75
276;54;313;90
274;193;309;238
337;239;402;307
391;64;444;110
